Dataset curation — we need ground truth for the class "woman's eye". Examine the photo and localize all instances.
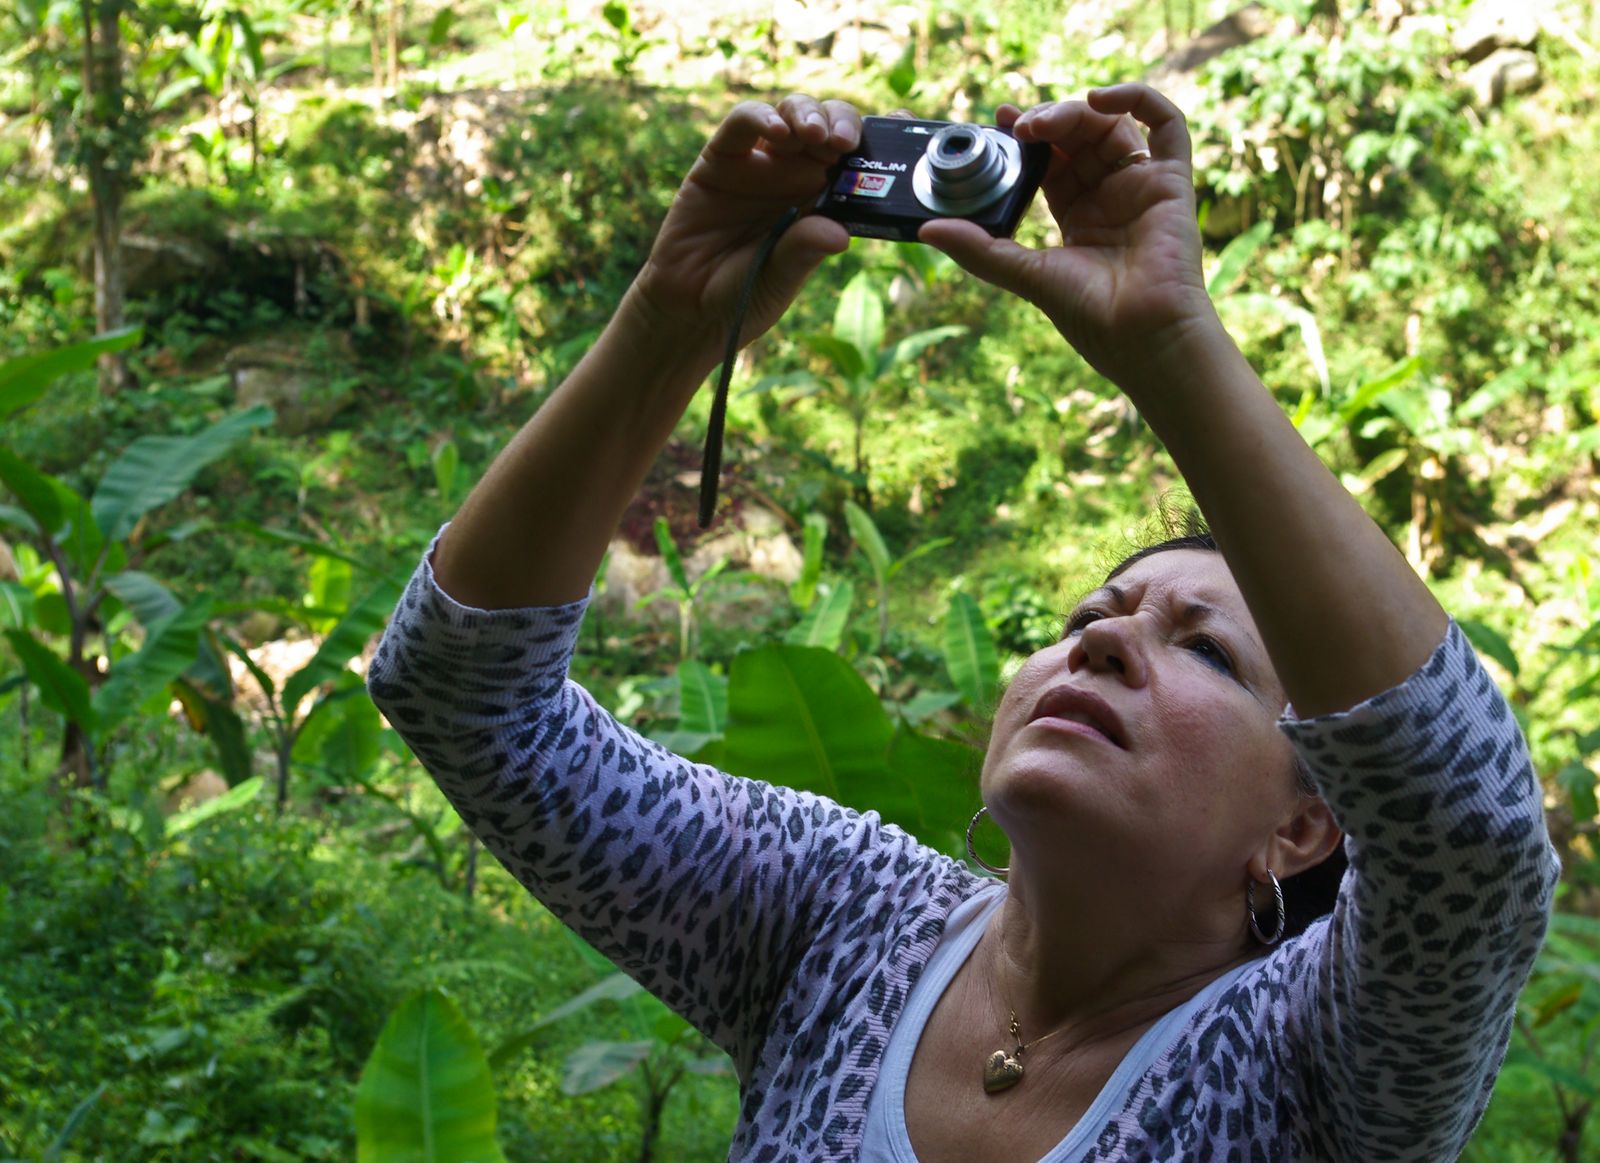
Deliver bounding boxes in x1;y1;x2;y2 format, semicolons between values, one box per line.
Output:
1187;635;1235;674
1062;610;1102;638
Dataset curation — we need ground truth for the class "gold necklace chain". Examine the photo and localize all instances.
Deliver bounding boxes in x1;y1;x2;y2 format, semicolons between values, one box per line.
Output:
982;928;1072;1094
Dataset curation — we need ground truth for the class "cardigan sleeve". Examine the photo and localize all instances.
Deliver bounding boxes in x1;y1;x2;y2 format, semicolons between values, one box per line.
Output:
1273;621;1560;1160
365;539;912;1079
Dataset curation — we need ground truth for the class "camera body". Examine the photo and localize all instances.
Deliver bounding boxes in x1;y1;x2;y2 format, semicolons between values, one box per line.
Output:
814;116;1050;242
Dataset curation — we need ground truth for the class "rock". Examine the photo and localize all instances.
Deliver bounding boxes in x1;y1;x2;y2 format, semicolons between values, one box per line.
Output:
1463;48;1541;107
163;768;230;814
1145;2;1283;109
1453;0;1541;63
227;331;357;436
121;232;225;297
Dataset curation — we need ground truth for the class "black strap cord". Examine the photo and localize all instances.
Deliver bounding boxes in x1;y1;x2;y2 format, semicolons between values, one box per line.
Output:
698;206;801;528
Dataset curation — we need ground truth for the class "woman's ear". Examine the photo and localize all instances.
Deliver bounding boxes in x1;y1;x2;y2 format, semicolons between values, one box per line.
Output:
1253;796;1342;881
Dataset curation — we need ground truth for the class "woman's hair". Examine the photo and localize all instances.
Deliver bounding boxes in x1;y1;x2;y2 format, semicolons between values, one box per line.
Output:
1101;503;1348;943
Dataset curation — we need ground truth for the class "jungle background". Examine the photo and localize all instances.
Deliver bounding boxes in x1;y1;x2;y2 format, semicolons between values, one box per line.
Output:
3;0;1599;1157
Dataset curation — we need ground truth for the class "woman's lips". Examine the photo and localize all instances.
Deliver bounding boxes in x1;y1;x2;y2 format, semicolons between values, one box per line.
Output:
1026;686;1128;748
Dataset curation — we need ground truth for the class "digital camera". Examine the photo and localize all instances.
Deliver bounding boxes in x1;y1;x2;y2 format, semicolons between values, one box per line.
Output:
814;116;1050;242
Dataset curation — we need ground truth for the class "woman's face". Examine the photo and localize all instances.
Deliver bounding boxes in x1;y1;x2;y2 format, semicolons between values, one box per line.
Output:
982;549;1302;891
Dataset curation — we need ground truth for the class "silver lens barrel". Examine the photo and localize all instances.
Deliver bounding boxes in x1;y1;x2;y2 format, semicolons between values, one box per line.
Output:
912;125;1025;217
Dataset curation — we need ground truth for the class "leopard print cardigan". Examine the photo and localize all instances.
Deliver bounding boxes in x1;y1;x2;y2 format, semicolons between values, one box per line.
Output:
367;546;1558;1162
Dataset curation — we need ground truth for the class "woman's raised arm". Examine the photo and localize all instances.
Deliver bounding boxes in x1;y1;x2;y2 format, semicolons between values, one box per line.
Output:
432;96;862;610
920;84;1447;719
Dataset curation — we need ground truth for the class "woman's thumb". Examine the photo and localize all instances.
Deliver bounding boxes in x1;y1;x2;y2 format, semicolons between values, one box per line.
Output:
763;216;850;296
917;220;1038;300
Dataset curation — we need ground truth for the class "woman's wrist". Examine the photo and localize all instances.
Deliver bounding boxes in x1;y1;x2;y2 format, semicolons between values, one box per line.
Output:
611;280;725;380
1099;305;1243;421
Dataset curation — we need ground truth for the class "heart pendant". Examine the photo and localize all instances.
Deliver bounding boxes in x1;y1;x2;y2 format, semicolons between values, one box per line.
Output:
983;1049;1024;1093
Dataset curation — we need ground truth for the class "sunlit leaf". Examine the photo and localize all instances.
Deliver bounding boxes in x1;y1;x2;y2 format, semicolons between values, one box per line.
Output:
784;580;853;651
677;659;726;737
562;1040;653;1095
724;644;893;804
4;628;93;732
943;593;997;709
355;989;507;1163
832;273;884;371
843;501;890;584
0;327;140;421
92;406;273;542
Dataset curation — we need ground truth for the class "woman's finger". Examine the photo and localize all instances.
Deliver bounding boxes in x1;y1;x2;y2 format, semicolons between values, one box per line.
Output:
1068;116;1151;189
1086;83;1192;167
775;93;833;149
917;218;1041;303
819;99;862;154
703;101;788;159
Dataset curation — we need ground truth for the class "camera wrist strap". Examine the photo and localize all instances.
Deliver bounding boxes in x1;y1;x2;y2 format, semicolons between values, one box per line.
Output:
698;206;800;528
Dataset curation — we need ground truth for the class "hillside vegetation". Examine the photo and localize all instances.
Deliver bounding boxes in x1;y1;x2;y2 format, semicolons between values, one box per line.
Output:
3;0;1599;1158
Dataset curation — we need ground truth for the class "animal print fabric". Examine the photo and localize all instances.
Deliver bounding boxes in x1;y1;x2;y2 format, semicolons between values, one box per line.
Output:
367;543;1558;1162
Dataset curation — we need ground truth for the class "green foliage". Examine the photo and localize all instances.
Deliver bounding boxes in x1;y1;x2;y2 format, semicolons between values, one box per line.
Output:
355;989;508;1163
3;1;1600;1156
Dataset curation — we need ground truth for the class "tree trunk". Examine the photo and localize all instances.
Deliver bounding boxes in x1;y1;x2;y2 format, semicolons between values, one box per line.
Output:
79;0;129;395
386;0;400;90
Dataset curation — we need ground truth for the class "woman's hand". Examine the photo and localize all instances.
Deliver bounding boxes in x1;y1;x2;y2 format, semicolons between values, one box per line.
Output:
918;84;1215;388
631;95;860;357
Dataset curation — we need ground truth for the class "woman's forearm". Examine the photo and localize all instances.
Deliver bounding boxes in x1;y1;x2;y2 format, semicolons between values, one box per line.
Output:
1121;313;1449;719
433;287;722;610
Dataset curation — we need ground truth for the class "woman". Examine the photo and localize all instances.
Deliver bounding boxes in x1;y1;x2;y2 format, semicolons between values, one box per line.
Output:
368;85;1557;1161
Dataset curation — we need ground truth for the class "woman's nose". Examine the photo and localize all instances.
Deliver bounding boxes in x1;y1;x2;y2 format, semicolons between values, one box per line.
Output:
1068;617;1149;687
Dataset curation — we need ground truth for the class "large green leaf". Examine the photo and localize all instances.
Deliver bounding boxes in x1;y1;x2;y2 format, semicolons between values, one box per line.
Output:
943;593;998;709
4;629;93;732
842;500;890;584
52;483;110;578
104;570;181;624
91;406;273;542
833;272;884;370
281;576;403;716
355;989;507;1163
783;580;853;651
653;517;691;596
1205;220;1272;296
677;659;726;736
885;724;983;846
876;325;967;378
790;512;827;610
562;1041;654;1096
798;333;868;381
1338;356;1422;421
171;678;252;784
0;448;65;537
0;327;141;421
165;775;263;838
488;973;644;1071
93;600;212;732
723;644;893;804
308;685;383;782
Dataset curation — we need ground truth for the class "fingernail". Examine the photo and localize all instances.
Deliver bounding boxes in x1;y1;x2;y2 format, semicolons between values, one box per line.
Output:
806;112;826;130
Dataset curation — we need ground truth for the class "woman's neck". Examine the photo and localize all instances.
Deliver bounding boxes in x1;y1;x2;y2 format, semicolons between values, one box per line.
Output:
985;865;1258;1051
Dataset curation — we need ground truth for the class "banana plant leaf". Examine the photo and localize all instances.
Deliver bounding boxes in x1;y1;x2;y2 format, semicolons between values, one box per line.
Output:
355;989;506;1163
943;592;998;709
282;576;404;716
91;405;273;542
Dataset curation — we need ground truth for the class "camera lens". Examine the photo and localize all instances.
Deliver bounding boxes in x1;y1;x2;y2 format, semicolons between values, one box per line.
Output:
913;124;1023;217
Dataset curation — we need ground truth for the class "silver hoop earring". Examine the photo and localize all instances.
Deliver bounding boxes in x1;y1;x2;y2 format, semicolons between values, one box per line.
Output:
1248;870;1285;945
965;807;1009;877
